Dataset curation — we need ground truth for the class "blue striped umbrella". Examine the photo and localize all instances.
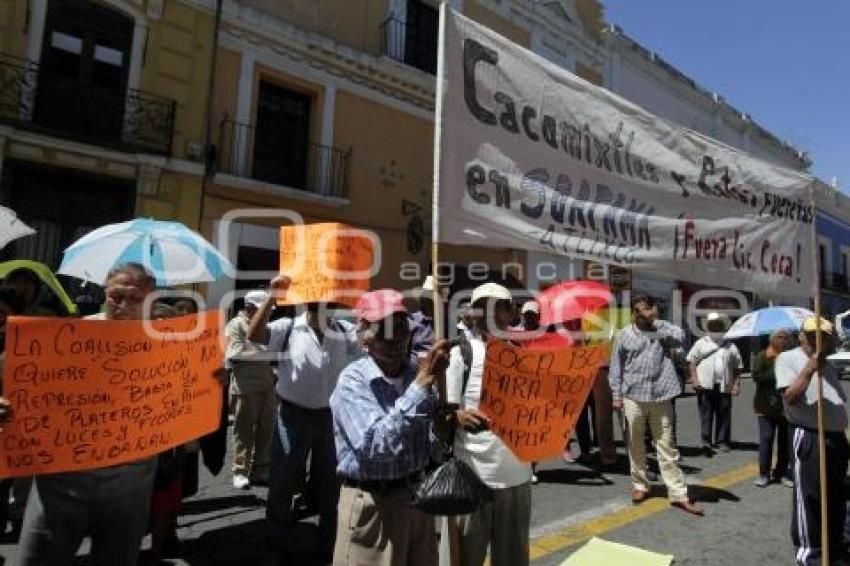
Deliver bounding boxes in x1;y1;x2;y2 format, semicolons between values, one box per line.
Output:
723;306;814;340
58;219;234;286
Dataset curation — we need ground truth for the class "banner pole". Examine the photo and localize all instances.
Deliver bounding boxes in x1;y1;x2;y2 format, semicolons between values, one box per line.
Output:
810;185;828;565
431;5;461;566
431;1;447;390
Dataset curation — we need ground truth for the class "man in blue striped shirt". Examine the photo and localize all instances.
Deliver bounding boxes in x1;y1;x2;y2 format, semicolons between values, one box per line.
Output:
330;289;449;566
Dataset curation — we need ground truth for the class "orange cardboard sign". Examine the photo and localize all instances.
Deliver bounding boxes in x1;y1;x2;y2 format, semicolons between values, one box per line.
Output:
0;312;224;478
279;223;374;308
479;340;610;462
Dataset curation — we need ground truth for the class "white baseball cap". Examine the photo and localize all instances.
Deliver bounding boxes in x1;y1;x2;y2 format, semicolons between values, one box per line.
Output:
471;282;512;305
521;300;539;314
244;290;269;308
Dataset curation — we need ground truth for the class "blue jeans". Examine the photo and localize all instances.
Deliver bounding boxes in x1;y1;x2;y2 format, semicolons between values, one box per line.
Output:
16;457;157;566
266;398;339;555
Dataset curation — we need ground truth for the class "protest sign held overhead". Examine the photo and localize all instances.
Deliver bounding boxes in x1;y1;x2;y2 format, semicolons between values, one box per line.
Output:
433;8;815;296
479;338;610;462
279;222;376;308
0;312;224;478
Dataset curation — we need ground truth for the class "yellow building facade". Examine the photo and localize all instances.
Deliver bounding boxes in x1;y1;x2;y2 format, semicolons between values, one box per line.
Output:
202;0;605;305
0;0;214;294
0;0;605;306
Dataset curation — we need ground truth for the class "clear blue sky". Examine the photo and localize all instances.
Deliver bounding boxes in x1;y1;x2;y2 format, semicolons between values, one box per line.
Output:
603;0;850;191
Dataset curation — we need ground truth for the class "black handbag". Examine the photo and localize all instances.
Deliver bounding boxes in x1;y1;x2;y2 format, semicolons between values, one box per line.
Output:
412;457;491;516
412;336;492;516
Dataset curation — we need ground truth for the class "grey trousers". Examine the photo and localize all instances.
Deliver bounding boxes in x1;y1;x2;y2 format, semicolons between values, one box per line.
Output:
440;482;532;566
16;457;157;566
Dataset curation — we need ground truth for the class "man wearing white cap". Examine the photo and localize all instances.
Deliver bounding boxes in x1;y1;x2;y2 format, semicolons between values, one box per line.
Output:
443;282;533;566
521;300;540;332
225;290;276;490
686;312;742;455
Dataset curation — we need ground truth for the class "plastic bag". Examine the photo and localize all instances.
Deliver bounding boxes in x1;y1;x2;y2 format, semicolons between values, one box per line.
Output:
412;458;491;516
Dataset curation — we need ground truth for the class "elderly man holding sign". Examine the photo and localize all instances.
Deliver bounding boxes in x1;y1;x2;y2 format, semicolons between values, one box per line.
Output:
247;275;360;562
330;289;450;565
15;263;161;566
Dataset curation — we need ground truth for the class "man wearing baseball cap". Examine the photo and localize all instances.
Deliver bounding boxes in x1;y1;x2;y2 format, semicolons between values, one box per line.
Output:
775;316;848;565
330;289;450;565
224;290;276;490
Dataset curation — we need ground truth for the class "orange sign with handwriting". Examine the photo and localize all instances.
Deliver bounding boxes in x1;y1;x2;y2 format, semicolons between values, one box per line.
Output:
479;340;610;462
279;223;374;308
0;312;224;478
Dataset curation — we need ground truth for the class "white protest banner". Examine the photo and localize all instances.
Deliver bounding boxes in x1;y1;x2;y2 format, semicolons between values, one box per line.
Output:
433;8;815;296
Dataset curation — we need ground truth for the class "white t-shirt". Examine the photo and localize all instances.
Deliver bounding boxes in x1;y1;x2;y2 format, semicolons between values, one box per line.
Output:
446;335;532;490
686;336;743;392
774;347;848;432
269;314;360;409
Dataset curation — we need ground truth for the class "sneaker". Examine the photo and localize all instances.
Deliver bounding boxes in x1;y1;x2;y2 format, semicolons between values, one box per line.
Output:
701;444;714;457
781;477;794;488
531;474;539;485
754;476;769;488
233;475;251;490
562;449;577;463
717;443;732;453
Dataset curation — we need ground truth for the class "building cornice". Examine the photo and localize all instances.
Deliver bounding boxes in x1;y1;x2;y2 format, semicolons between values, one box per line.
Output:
0;126;206;177
605;26;810;170
221;21;435;113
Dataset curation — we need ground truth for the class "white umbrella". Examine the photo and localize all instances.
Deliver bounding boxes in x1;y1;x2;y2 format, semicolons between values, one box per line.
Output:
723;306;814;340
0;205;35;250
58;219;234;286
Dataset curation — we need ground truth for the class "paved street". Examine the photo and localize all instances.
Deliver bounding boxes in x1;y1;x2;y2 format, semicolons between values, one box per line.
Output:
0;377;840;565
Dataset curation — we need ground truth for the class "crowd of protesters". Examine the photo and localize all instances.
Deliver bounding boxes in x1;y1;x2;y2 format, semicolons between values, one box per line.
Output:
0;262;846;566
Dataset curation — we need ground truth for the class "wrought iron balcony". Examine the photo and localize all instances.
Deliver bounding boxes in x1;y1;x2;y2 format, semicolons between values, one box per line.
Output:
0;53;176;155
217;116;351;199
380;16;438;75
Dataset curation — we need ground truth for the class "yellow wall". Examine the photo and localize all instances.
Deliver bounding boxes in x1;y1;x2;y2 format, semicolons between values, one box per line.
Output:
141;1;216;161
137;172;203;229
0;0;28;58
576;0;605;41
333;90;432;229
211;48;241;128
0;1;213;230
237;0;390;55
464;0;530;47
576;62;603;86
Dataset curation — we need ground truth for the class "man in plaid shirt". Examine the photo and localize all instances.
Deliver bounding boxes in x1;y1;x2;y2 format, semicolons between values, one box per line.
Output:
609;294;703;516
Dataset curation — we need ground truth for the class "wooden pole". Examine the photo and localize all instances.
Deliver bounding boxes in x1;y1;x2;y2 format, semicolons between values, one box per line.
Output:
810;187;829;564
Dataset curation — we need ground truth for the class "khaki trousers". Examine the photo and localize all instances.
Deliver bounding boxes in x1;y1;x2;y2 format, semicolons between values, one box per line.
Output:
229;388;276;477
334;485;437;566
623;398;688;502
439;482;531;566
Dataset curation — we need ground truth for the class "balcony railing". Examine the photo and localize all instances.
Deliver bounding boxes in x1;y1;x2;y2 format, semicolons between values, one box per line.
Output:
217;117;351;199
380;16;438;74
0;53;176;155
